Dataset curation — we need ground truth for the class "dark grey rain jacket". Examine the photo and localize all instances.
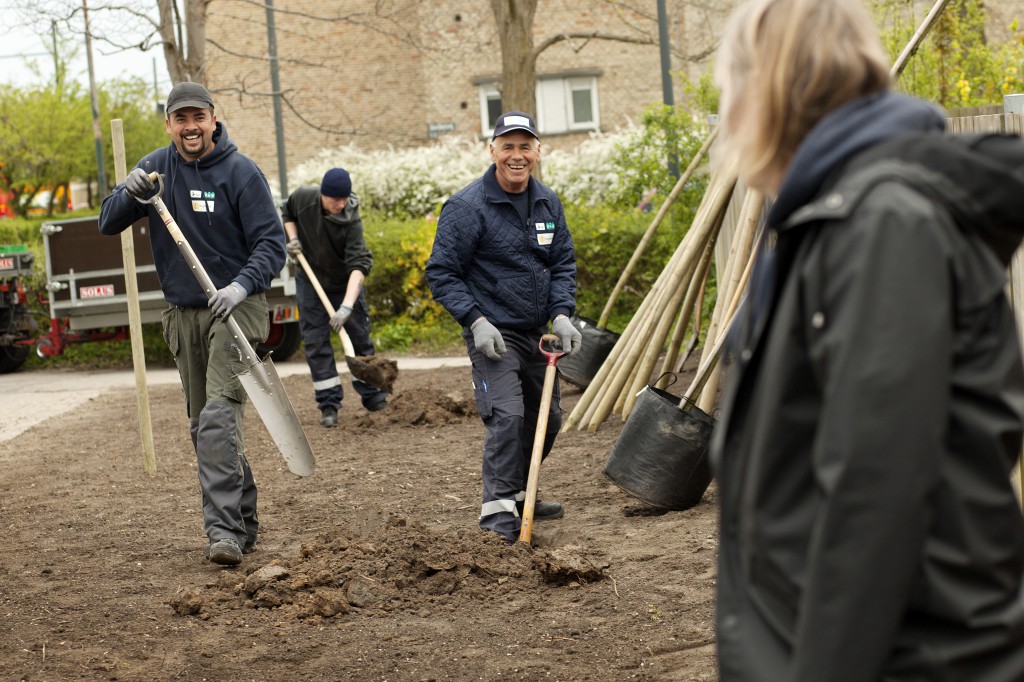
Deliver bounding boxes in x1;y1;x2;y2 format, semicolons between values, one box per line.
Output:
713;92;1024;681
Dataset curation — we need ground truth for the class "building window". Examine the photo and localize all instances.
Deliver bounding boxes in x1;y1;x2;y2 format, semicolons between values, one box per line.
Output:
537;76;599;133
478;73;600;137
479;85;503;136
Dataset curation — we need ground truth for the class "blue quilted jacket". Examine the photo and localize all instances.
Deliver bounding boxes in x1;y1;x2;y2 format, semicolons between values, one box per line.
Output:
426;165;576;330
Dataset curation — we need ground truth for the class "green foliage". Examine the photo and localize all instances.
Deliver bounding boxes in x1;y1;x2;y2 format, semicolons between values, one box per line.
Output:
363;214;461;352
608;103;709;215
566;203;695;334
0;69;165;217
875;0;1024;107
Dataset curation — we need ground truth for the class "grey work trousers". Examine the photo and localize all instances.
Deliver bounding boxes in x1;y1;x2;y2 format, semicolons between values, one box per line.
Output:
464;326;561;542
162;295;268;550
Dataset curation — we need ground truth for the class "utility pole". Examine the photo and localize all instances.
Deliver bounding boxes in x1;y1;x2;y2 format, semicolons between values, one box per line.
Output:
265;0;288;198
82;0;108;198
657;0;678;178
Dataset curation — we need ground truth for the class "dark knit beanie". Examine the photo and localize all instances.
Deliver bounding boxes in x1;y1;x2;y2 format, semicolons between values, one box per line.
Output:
320;168;352;198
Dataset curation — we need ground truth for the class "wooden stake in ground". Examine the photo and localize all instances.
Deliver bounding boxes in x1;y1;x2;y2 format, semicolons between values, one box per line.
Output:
110;119;156;475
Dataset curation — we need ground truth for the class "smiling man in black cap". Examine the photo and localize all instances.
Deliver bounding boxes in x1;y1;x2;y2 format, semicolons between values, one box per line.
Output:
426;111;582;543
98;81;285;567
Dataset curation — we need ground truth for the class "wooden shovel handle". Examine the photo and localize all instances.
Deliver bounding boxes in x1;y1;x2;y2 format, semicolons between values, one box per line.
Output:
519;334;564;544
294;252;357;358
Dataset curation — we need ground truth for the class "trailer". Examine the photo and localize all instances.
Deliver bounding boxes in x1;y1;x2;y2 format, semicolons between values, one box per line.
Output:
13;215;302;370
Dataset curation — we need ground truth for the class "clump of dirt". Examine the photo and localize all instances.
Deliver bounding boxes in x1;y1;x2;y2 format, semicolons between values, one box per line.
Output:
349;355;399;393
350;386;478;429
170;513;608;621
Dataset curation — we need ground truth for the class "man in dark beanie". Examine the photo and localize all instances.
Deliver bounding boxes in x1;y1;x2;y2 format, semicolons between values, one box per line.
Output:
98;81;286;567
281;167;388;427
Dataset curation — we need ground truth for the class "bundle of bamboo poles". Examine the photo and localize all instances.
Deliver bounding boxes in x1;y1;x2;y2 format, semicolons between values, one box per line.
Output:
563;165;763;433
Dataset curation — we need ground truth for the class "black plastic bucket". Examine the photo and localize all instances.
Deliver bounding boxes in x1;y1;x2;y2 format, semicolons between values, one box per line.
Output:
557;315;620;389
603;384;715;510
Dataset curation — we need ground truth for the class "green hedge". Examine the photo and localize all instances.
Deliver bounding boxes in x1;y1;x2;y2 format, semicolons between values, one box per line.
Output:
3;192;713;369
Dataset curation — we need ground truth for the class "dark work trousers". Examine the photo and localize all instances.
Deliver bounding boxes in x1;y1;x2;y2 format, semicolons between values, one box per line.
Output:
295;272;388;411
162;295;267;551
464;326;562;542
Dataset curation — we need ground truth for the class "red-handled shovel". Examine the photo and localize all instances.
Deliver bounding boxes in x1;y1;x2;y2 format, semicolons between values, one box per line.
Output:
519;333;567;545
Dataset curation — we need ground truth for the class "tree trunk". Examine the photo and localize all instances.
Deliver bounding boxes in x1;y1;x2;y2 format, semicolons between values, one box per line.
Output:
157;0;207;86
490;0;538;115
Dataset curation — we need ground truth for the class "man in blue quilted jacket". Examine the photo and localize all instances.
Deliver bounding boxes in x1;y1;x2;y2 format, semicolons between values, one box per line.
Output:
426;110;582;543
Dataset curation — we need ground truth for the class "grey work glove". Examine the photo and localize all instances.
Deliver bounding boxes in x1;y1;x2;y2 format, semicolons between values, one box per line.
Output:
124;168;155;200
552;316;583;356
329;305;352;332
471;317;506;361
286;237;302;256
209;282;246;319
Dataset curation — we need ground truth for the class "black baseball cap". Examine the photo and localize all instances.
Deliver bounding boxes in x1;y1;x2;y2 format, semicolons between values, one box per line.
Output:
166;82;215;115
492;111;539;140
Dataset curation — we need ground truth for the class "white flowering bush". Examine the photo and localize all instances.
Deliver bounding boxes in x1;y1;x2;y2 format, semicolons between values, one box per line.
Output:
287;121;701;216
291;137;488;217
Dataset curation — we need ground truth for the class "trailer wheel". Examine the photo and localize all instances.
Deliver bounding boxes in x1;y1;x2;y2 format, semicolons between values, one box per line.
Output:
257;320;301;362
0;345;29;374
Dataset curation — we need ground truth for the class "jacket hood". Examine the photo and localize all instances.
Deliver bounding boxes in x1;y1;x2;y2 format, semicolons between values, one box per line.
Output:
768;92;945;228
324;193;361;226
844;133;1024;266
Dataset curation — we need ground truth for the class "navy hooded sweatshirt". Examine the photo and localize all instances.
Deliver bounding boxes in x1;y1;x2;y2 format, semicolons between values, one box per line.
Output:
99;121;285;308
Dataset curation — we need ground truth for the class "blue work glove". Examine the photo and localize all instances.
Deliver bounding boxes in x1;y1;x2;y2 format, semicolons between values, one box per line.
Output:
471;317;506;361
330;305;352;332
209;282;246;319
552;316;583;356
124;168;155;200
286;237;302;256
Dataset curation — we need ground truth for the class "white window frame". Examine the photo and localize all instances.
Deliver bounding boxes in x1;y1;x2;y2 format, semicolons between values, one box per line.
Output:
478;73;600;137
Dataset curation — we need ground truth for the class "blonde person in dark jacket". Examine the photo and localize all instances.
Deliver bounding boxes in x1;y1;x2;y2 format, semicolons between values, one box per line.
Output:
712;1;1024;680
281;168;388;428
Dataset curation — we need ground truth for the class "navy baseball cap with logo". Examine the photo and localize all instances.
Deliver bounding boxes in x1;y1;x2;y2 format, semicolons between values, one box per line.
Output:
166;82;215;115
492;111;539;140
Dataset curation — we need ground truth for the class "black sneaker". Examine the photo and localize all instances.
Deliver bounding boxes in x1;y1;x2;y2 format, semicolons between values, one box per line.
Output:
320;406;338;428
365;399;388;412
205;538;243;566
534;500;565;521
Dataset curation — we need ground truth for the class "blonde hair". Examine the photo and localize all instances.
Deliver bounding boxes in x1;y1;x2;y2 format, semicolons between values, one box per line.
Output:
716;0;891;191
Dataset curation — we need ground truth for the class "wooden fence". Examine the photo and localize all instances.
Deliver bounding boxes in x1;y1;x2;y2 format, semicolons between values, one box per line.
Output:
947;111;1024;506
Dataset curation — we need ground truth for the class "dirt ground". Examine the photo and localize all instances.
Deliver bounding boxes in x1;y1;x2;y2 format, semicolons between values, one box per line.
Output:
0;358;719;681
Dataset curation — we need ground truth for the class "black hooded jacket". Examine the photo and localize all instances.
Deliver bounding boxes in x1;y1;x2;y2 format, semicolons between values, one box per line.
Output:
99;122;285;307
712;92;1024;681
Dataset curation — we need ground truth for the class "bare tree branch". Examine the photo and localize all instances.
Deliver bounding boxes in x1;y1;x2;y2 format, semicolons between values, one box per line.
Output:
533;30;655;56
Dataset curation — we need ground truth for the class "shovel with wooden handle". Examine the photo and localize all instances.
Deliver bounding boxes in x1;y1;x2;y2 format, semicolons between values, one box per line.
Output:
137;172;316;477
292;251;396;393
519;333;567;545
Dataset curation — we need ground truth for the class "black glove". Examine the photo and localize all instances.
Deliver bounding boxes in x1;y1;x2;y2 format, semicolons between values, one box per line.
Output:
124;168;155;200
286;237;302;256
471;318;506;361
552;316;583;356
209;282;246;319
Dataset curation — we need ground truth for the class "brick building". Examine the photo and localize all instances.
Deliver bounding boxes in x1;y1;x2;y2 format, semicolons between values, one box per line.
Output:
204;0;1024;187
204;0;733;188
